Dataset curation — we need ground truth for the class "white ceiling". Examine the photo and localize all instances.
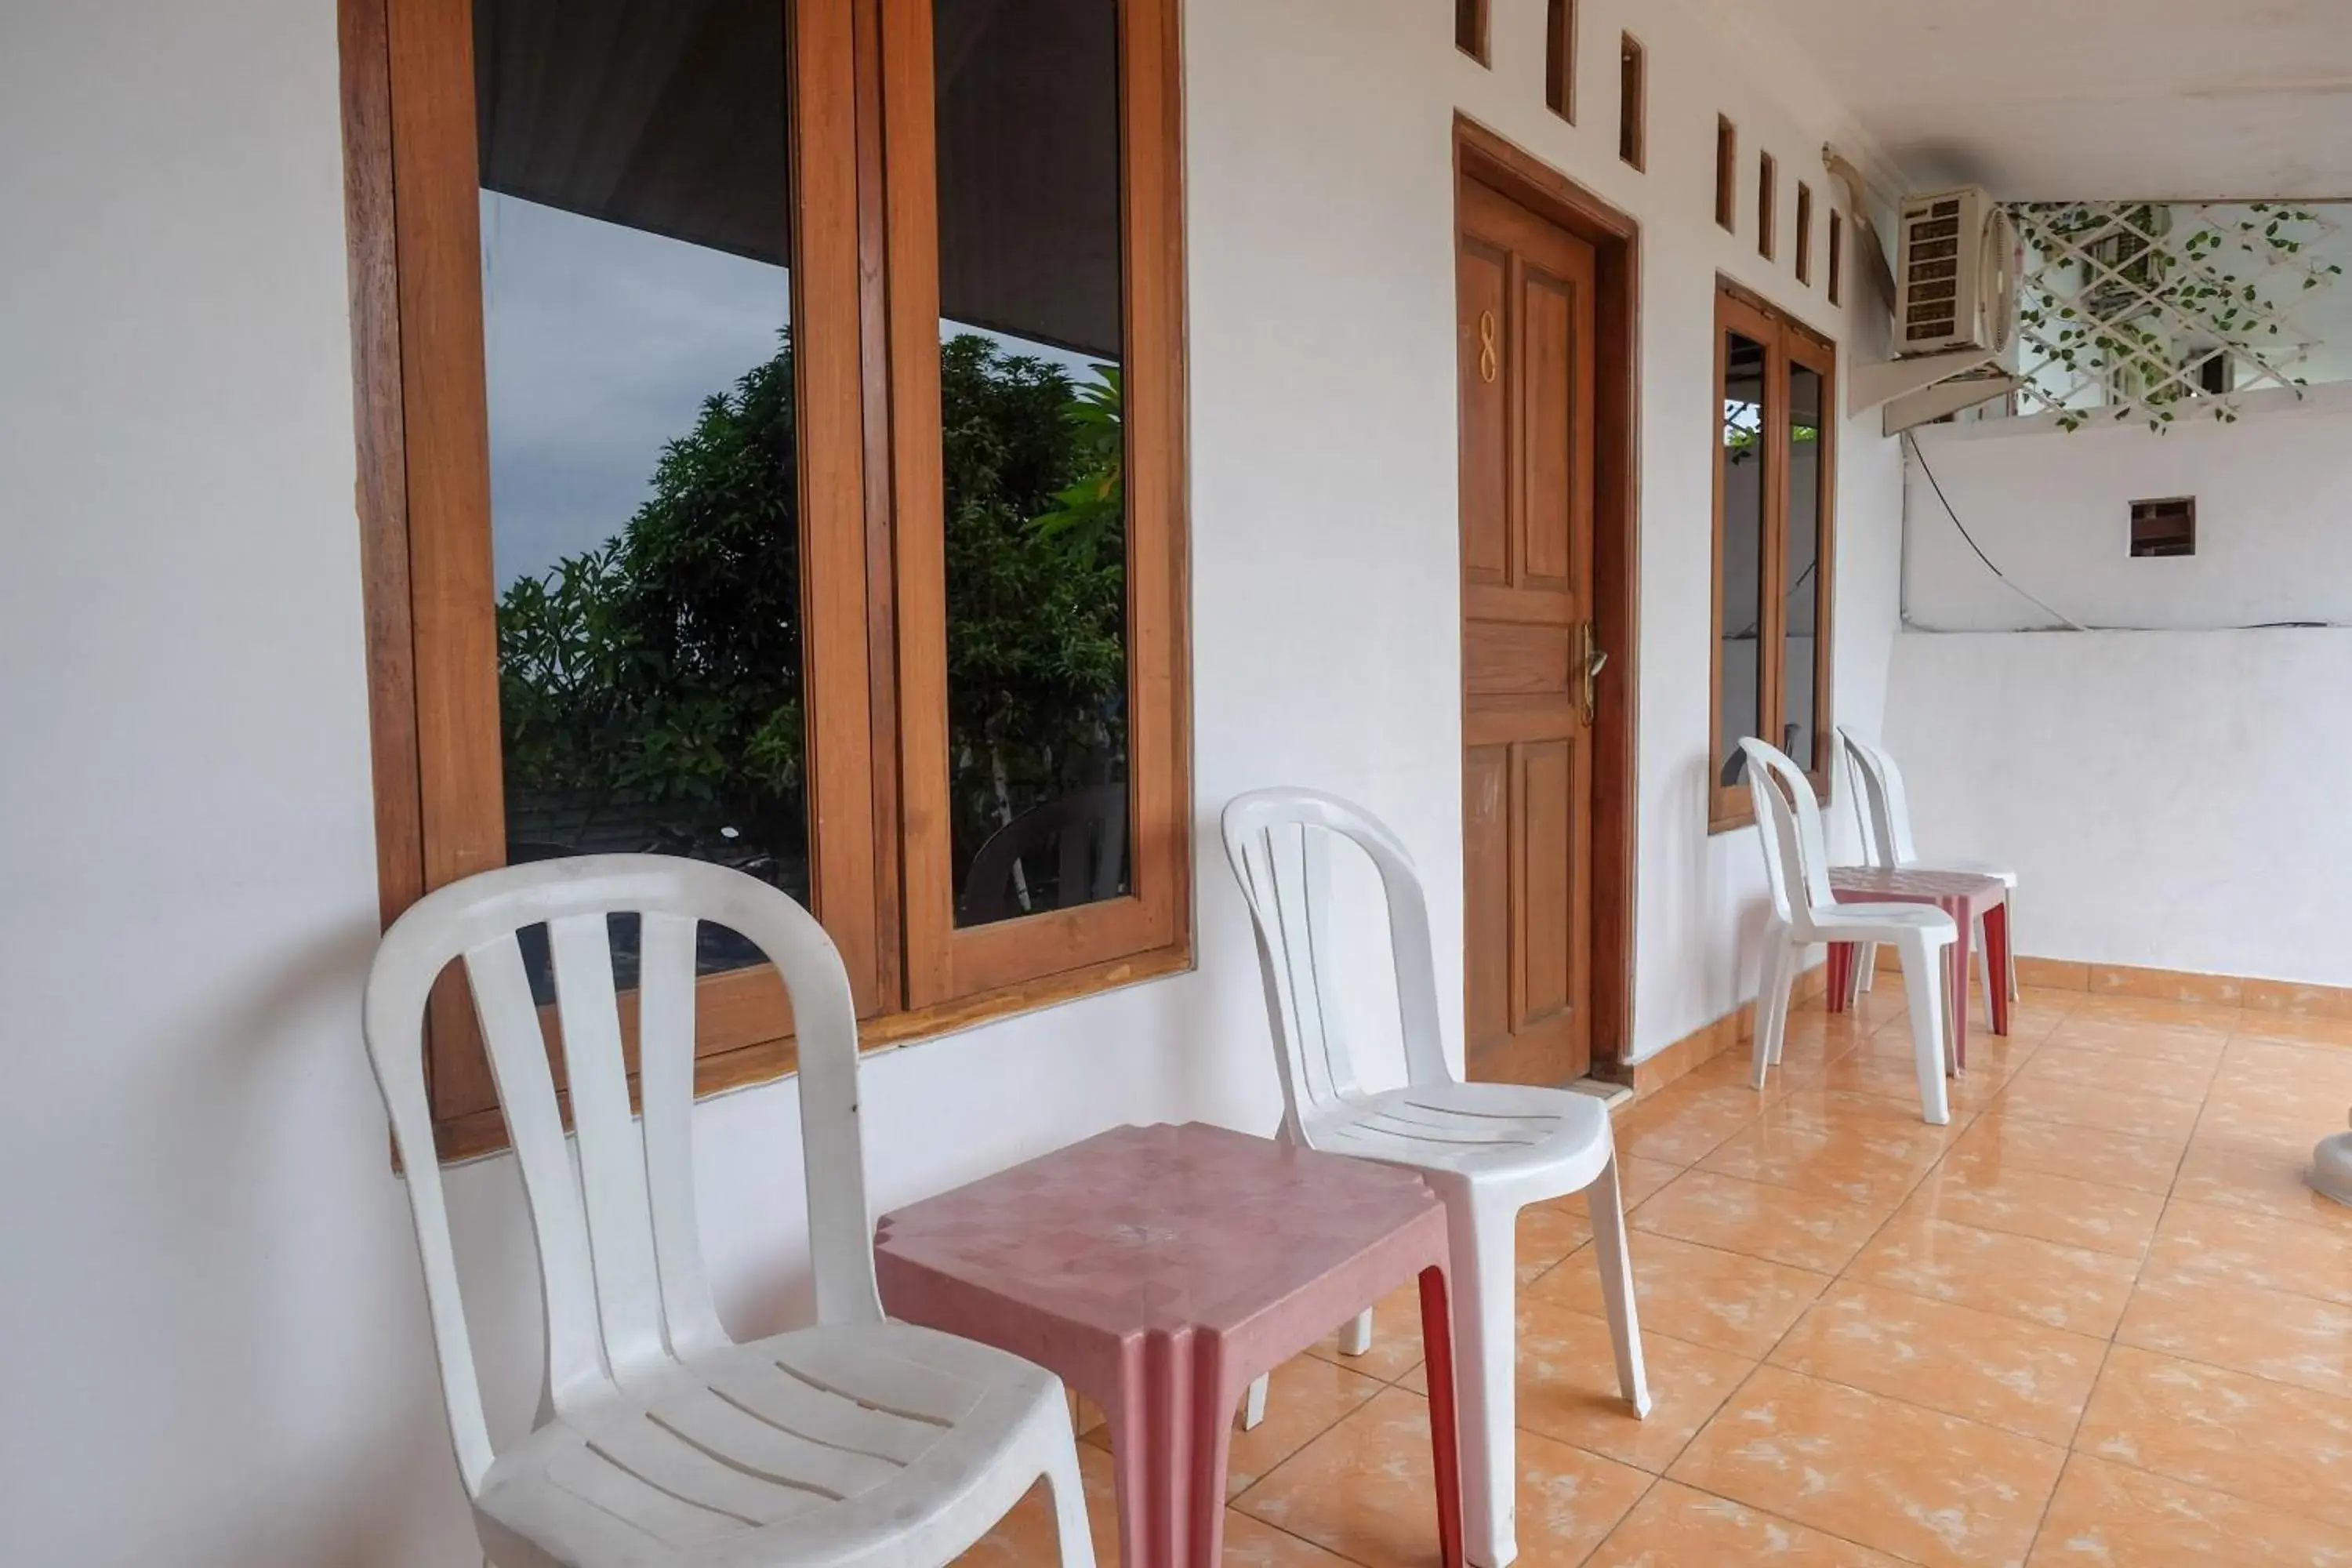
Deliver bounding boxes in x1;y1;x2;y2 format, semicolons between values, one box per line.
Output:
1725;0;2352;199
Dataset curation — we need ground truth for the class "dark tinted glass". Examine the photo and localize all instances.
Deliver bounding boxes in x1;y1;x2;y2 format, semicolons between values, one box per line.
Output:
1782;363;1826;769
932;0;1132;928
1718;330;1768;787
476;0;804;993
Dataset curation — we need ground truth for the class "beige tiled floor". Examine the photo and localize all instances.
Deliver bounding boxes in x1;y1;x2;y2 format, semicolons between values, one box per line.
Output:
956;983;2352;1566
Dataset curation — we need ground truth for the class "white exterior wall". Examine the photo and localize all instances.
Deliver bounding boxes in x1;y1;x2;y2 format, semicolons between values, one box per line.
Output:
1881;387;2352;985
0;0;1900;1561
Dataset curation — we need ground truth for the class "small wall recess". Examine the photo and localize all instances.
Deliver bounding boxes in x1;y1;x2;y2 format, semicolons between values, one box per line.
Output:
2129;496;2197;557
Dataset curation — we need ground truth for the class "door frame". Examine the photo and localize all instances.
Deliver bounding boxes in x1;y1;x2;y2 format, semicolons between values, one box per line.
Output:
1453;114;1641;1077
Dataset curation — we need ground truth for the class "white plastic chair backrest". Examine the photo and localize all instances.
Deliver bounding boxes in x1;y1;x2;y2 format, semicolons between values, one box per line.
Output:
1838;728;1918;866
1221;789;1453;1138
361;855;873;1497
1740;738;1835;933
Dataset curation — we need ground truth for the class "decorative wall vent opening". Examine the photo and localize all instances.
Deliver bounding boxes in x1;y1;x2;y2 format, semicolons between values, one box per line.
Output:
1715;117;1736;230
2129;496;2197;557
2011;201;2350;430
1619;36;1646;169
1796;183;1814;284
1828;209;1844;304
1758;153;1778;260
1457;0;1489;64
1546;0;1576;121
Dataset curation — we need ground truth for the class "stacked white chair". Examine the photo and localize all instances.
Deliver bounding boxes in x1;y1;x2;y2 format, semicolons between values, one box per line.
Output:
1738;739;1962;1124
1222;789;1650;1568
362;855;1094;1568
1838;727;2022;1009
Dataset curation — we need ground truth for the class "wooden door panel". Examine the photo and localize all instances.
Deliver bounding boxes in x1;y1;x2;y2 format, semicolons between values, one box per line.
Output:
1520;270;1577;591
1457;241;1510;588
1465;621;1573;699
1463;745;1512;1058
1516;739;1574;1027
1459;175;1596;1088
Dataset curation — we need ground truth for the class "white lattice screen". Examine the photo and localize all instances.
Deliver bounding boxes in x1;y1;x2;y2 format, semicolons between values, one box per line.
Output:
2009;201;2350;430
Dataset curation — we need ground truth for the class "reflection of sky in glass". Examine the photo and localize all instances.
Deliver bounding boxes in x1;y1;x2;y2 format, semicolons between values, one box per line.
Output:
1722;397;1763;441
481;192;1103;593
481;193;789;590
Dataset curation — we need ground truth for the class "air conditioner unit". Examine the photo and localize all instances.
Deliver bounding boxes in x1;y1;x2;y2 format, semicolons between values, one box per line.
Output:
1894;185;2020;358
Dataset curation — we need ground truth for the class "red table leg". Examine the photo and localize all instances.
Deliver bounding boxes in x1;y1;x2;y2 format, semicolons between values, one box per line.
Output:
1417;1265;1466;1568
1984;898;2013;1038
1826;942;1853;1014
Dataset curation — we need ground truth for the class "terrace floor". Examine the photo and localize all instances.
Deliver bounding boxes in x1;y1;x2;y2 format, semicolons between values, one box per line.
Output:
955;980;2352;1566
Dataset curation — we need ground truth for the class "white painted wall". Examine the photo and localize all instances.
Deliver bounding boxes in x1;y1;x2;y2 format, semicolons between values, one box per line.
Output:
1882;379;2352;984
1905;383;2352;633
1885;629;2352;985
0;0;1899;1561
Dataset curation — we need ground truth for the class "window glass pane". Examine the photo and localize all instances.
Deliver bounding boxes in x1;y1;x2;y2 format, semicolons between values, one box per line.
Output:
1782;362;1826;771
933;0;1131;929
476;0;804;993
1718;329;1768;789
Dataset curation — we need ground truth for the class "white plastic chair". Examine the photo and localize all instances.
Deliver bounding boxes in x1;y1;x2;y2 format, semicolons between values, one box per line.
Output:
362;855;1094;1568
1221;789;1650;1568
1838;727;2020;1007
1739;739;1961;1124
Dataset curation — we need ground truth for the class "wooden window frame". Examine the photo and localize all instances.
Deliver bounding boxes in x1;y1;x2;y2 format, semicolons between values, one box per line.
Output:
1795;183;1814;285
1708;280;1836;833
1715;117;1737;231
1617;35;1646;169
1545;0;1576;122
343;0;1193;1161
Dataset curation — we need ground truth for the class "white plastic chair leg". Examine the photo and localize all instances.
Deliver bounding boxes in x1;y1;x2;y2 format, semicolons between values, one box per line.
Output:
1750;935;1787;1089
1895;931;1953;1125
1239;1373;1269;1431
1042;1422;1098;1567
1855;940;1878;995
2005;892;2021;1001
1584;1154;1653;1417
1762;937;1798;1069
1339;1308;1374;1356
1447;1190;1521;1568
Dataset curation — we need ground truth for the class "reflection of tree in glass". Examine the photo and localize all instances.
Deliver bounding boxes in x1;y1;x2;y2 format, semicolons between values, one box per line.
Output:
494;328;1127;904
938;335;1127;894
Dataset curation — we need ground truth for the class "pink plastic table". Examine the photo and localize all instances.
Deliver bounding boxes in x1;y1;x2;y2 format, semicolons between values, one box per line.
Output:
873;1121;1464;1568
1825;866;2011;1067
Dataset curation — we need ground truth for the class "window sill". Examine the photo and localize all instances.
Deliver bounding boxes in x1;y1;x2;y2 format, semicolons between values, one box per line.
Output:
429;939;1196;1165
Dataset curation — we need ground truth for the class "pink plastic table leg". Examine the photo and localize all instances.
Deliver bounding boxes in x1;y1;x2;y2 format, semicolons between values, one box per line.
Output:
1104;1273;1464;1568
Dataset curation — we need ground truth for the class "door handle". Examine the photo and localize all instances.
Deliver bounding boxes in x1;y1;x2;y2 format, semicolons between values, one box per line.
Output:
1579;619;1607;727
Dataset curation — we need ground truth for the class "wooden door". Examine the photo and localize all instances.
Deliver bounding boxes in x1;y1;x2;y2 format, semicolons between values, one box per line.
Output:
1457;176;1599;1086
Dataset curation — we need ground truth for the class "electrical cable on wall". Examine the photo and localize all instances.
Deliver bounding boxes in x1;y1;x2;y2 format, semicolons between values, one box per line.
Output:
1900;430;2351;635
1903;432;2086;632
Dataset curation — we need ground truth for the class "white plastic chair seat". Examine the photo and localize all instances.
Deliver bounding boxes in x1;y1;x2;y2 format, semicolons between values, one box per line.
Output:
1309;1080;1614;1200
1807;902;1959;940
476;1322;1067;1568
